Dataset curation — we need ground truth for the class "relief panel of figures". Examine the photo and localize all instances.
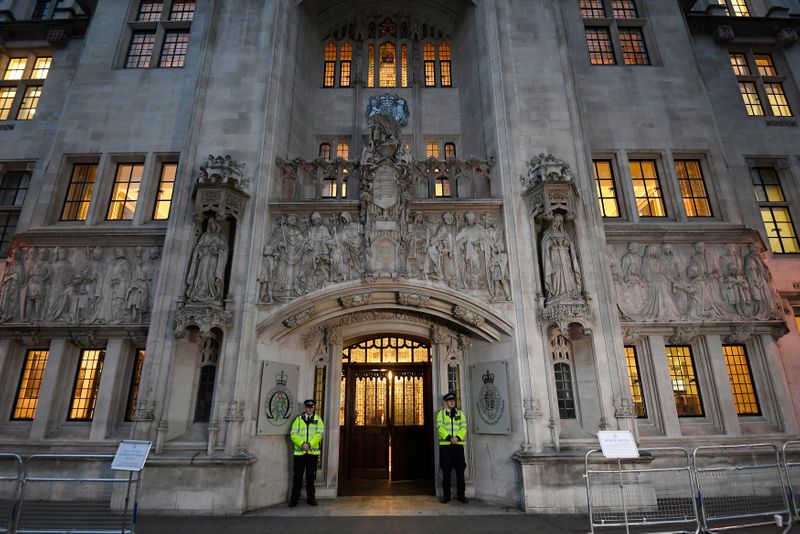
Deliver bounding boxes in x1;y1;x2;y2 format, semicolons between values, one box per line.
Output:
0;245;162;325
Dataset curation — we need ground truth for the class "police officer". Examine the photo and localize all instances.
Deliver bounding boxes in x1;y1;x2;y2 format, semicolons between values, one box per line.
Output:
437;392;468;503
289;399;324;507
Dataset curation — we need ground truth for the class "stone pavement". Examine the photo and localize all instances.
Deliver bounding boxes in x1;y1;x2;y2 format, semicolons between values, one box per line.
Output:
136;495;795;533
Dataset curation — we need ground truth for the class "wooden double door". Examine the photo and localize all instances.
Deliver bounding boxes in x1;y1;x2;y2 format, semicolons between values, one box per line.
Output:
339;364;434;482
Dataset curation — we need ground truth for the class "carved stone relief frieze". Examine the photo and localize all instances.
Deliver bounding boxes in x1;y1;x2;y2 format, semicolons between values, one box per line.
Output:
610;241;783;324
397;292;430;308
0;245;161;326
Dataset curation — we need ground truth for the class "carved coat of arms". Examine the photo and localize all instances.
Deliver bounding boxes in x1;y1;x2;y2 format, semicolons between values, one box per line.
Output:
476;370;505;425
265;370;294;426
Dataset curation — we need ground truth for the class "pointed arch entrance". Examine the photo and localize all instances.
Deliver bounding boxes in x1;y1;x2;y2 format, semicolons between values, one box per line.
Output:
339;335;435;495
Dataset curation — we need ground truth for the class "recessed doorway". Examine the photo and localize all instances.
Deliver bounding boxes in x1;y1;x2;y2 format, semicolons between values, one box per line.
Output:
338;336;435;496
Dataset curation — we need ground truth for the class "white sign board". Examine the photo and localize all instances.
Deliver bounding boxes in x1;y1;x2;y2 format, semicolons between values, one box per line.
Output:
111;440;152;472
597;431;639;459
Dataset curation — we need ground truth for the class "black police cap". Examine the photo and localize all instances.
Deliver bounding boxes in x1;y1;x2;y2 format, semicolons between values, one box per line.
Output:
303;399;316;407
443;392;456;402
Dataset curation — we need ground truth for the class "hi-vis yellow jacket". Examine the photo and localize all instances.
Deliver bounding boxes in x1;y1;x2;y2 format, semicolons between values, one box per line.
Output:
290;414;324;455
437;408;467;446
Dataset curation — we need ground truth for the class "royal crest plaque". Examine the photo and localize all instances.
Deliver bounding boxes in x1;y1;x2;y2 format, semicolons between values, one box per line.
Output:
257;360;300;436
469;360;511;434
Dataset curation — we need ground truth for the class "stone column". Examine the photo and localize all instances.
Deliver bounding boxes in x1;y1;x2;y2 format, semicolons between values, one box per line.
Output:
30;339;73;440
762;333;799;434
90;338;128;441
0;338;12;391
705;335;740;436
323;327;343;496
647;335;681;438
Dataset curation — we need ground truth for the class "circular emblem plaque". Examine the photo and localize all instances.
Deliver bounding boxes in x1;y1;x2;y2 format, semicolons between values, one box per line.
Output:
477;369;504;426
265;370;293;426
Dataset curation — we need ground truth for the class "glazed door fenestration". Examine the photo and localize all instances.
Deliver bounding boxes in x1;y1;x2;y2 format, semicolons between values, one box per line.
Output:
346;369;389;479
389;368;432;481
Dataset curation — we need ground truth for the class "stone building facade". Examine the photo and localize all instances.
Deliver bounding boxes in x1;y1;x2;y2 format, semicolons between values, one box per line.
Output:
0;0;798;514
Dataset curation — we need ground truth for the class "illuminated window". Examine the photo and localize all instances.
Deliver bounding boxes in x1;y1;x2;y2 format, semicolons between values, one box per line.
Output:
629;159;666;217
435;175;451;198
137;1;163;21
738;82;764;116
60;164;97;221
339;373;346;426
314;366;326;418
666;345;704;417
340;42;352;87
752;167;800;254
169;0;195;21
342;337;431;364
31;57;51;79
426;141;439;159
718;0;750;16
401;45;408;88
585;28;615;65
153;162;177;220
319;143;331;160
674;160;712;217
392;373;424;426
730;52;793;118
729;53;749;76
440;43;452;87
367;44;375;88
755;54;777;76
0;88;15;120
336;142;349;160
447;364;461;408
0;168;31;257
321;177;338;198
323;42;336;87
722;345;760;416
126;32;156;68
68;349;106;421
619;28;649;65
580;0;606;18
592;160;620;217
125;349;146;422
107;163;144;220
764;83;792;117
379;42;397;88
11;350;49;421
424;42;436;87
444;142;456;159
3;59;27;81
612;0;638;18
624;346;646;418
159;31;190;68
15;86;41;120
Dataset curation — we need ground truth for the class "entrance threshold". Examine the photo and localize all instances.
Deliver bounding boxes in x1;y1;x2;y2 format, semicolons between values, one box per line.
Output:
338;478;435;497
248;496;522;517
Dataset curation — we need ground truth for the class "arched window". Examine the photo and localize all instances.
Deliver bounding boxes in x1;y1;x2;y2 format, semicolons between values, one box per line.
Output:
401;44;409;87
194;337;219;423
319;143;331;160
367;44;375;87
435;175;451;198
422;41;454;87
444;142;456;159
323;42;336;87
314;365;326;418
551;333;576;420
440;42;452;87
364;19;409;88
424;43;436;87
447;363;462;408
321;177;338;198
379;42;396;88
336;142;349;160
339;42;352;87
426;141;439;159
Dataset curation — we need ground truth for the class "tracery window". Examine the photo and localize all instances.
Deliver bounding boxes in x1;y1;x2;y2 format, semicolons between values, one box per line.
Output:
342;337;431;364
551;334;576;420
194;337;219;423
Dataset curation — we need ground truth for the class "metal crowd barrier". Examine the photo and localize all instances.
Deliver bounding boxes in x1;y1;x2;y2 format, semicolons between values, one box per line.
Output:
693;443;792;533
15;454;140;534
0;455;22;534
585;447;700;533
784;441;800;523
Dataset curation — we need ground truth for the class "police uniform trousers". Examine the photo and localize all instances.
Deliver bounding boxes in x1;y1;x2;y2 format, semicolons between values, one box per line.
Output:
290;453;318;503
439;444;466;499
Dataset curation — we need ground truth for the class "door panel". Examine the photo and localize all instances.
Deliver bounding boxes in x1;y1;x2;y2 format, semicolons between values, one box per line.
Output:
390;369;433;481
347;370;389;479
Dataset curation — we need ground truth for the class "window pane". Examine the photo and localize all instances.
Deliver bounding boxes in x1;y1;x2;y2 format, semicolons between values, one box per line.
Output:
169;0;195;21
554;363;576;419
0;88;16;120
193;364;216;422
440;43;452;87
367;45;375;88
125;349;146;421
611;0;638;18
754;54;777;76
722;345;760;416
444;143;456;159
379;42;396;87
31;1;51;20
447;365;461;408
764;83;792;117
0;171;30;207
760;207;800;254
738;82;764;116
31;57;52;79
624;346;646;417
619;28;649;65
400;45;408;88
323;42;336;87
629;160;666;217
126;32;155;68
319;143;331;160
585;28;616;65
153;162;177;220
729;53;750;76
580;0;606;18
3;58;27;81
751;167;785;202
728;0;750;16
68;349;106;421
340;42;352;87
159;31;190;68
424;43;436;87
16;86;42;120
426;141;439;159
435;176;451;198
137;1;163;21
0;212;18;258
336;142;349;160
321;178;337;198
11;350;49;420
107;163;144;220
593;160;620;217
666;346;704;417
675;160;712;217
61;164;97;221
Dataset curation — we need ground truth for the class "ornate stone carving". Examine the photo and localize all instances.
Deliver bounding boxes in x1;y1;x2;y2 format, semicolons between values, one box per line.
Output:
326;326;342;345
611;241;784;324
283;307;316;329
540;214;584;305
771;324;790;340
520;153;574;189
724;325;754;344
198;155;249;195
70;330;98;348
452;305;484;327
539;302;592;333
0;245;160;327
174;304;233;338
12;330;45;347
430;324;448;343
194;155;250;222
614;397;638;418
397;292;430;308
621;327;643;344
185;218;229;305
713;25;735;43
134;400;156;422
778;29;799;48
669;326;700;345
224;401;245;422
524;399;542;420
339;293;373;308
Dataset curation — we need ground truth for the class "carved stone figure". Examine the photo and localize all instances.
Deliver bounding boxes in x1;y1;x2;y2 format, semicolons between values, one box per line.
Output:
272;213;308;297
334;212;363;280
744;243;779;319
126;268;149;323
456;211;490;290
430;212;459;286
720;244;751;317
614;242;646;319
186;219;229;304
639;244;680;321
23;248;52;322
489;242;511;302
306;212;333;290
109;247;132;323
257;244;276;304
46;247;75;323
404;212;429;278
540;214;582;304
0;248;25;322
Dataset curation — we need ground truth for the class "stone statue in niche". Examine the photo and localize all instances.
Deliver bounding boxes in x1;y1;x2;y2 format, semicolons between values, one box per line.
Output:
270;213;308;299
46;247;75;323
720;243;751;317
306;212;333;290
404;212;429;279
744;243;781;319
334;212;363;280
0;248;25;322
23;248;51;322
489;241;511;302
456;211;491;291
186;218;229;304
540;214;583;304
109;247;132;323
429;212;459;287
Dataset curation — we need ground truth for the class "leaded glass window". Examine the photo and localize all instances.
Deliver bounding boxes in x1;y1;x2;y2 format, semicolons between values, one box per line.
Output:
722;345;760;416
342;337;431;364
666;345;704;417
